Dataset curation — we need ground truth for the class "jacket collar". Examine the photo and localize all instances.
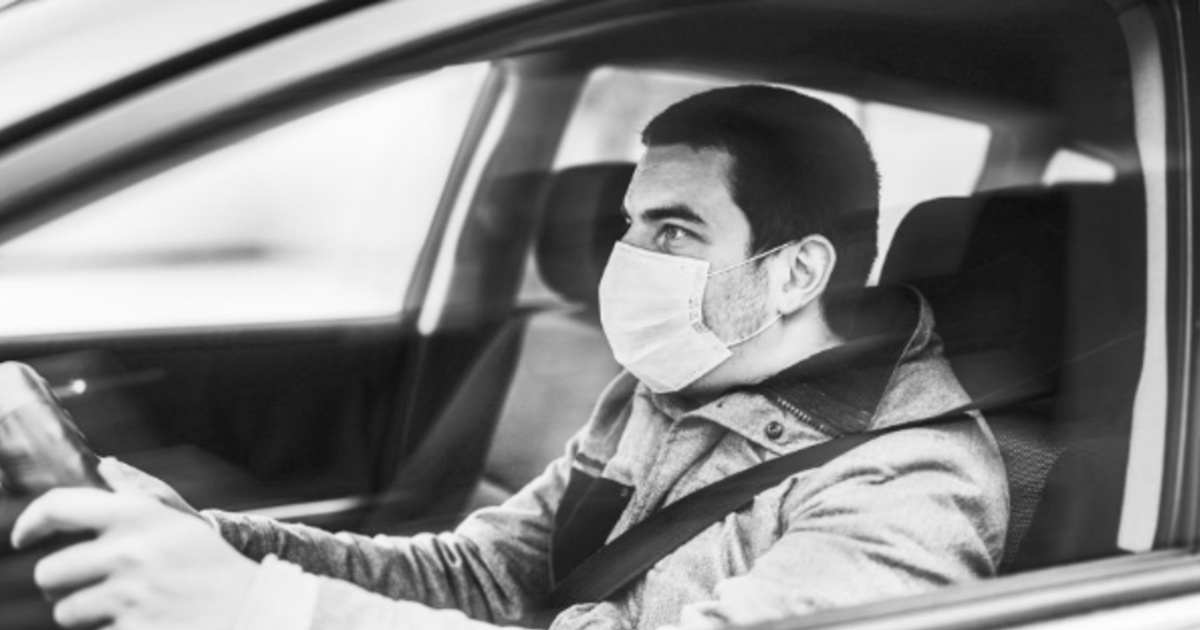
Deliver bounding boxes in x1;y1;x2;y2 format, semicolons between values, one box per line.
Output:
751;284;932;435
645;284;938;441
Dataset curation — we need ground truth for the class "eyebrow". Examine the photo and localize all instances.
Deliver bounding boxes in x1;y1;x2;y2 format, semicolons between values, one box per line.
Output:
623;205;708;226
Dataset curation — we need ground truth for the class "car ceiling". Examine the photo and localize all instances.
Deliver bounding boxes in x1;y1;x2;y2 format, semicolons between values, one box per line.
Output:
506;0;1133;149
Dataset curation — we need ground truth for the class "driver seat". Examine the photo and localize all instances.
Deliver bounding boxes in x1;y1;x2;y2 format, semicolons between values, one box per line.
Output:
881;179;1145;572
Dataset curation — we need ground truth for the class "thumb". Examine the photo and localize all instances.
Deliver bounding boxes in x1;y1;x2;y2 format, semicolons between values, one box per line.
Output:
98;458;201;519
97;457;155;494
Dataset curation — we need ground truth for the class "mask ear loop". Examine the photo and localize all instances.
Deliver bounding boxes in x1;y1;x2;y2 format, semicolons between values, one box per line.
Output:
708;241;796;277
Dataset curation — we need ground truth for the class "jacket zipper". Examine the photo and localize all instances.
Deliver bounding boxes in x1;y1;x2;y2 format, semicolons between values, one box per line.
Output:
769;393;842;439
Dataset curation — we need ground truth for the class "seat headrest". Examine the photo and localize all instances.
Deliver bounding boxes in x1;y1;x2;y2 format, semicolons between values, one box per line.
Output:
880;182;1146;412
535;163;634;306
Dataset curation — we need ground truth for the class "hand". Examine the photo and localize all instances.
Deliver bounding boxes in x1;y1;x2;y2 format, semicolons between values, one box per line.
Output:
98;457;203;521
11;488;257;630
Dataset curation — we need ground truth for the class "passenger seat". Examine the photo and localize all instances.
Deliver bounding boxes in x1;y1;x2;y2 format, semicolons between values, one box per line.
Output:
363;164;630;534
472;163;631;508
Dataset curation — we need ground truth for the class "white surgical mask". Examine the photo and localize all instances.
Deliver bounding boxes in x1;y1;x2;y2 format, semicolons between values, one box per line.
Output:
598;241;788;393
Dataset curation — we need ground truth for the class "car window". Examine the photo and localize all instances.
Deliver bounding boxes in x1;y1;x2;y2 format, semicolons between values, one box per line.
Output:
551;65;991;284
498;0;1168;589
0;0;1187;628
0;62;489;339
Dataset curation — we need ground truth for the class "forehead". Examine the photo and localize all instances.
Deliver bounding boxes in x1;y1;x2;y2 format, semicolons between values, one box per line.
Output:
624;144;752;239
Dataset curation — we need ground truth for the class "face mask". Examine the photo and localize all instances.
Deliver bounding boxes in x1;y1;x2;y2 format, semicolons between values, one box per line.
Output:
598;241;788;393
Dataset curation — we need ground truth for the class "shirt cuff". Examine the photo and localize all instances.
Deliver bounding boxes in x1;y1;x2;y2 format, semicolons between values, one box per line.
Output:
231;554;319;630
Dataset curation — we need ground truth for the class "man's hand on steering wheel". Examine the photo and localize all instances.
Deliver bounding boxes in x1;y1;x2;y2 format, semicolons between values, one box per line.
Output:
11;488;256;630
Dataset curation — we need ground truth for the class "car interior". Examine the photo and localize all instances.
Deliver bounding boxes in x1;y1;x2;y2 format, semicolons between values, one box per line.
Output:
364;0;1147;575
0;0;1161;627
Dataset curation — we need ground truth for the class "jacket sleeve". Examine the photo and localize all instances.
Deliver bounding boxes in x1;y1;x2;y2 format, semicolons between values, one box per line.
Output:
227;553;535;630
206;449;572;627
208;373;641;630
667;420;1009;629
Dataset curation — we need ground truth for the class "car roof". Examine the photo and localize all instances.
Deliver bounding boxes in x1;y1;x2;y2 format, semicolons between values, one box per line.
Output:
0;0;331;134
499;0;1131;149
0;0;1130;152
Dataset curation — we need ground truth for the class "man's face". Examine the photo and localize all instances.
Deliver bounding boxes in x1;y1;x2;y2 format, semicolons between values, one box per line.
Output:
620;144;775;384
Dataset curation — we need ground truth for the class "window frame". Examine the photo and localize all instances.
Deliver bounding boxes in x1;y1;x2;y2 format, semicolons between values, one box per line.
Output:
1157;0;1200;552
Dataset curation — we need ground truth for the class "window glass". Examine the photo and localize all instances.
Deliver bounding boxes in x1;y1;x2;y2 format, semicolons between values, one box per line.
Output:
555;67;860;170
530;46;1159;580
0;1;1177;628
552;66;991;283
0;62;489;338
861;102;990;272
1043;148;1118;185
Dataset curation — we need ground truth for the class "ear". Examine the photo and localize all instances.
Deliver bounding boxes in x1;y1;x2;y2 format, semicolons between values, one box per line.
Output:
774;235;836;316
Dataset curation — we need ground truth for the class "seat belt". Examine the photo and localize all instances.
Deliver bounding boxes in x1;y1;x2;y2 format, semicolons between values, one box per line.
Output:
545;328;1139;608
546;406;976;608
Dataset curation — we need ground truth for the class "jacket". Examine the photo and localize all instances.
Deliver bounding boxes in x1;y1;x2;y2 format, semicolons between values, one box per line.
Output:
207;285;1009;630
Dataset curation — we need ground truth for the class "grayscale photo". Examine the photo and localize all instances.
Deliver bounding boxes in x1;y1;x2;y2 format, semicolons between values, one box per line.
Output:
0;1;1187;629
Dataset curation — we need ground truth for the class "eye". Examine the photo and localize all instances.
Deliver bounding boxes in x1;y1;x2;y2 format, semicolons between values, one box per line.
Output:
657;224;691;247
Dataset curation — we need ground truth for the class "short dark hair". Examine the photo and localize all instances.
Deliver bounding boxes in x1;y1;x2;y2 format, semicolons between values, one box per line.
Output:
642;85;879;303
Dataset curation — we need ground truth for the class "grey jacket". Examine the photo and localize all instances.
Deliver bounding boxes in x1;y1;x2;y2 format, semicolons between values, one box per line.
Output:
208;286;1009;630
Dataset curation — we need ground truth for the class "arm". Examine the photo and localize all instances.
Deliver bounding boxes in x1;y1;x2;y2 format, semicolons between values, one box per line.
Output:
38;374;638;630
205;450;572;625
206;372;641;627
100;452;565;622
14;450;575;630
10;487;554;630
219;442;643;630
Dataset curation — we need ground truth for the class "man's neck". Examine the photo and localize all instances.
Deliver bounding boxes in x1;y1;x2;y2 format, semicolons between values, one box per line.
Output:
683;311;844;398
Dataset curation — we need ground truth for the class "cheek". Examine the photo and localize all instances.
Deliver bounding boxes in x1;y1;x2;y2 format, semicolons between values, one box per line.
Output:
702;266;771;332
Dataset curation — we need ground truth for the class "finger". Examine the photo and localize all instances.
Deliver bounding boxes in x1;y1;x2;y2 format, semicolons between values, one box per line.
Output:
11;488;136;550
34;539;115;598
97;457;147;495
96;458;200;517
51;580;121;630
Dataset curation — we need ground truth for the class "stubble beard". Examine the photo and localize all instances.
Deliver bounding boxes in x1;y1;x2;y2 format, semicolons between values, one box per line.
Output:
703;261;772;345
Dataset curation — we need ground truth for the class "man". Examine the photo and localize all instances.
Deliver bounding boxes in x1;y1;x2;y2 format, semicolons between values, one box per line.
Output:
13;86;1008;630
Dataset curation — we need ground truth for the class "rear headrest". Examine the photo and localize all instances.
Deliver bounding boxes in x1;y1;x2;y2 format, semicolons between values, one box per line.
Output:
880;182;1146;417
535;163;634;306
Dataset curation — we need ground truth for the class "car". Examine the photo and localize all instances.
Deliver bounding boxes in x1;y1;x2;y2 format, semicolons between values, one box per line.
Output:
0;0;1195;628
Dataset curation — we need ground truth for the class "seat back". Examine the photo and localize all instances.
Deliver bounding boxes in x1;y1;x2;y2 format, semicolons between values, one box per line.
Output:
364;164;632;535
478;163;631;500
361;170;553;533
881;180;1145;572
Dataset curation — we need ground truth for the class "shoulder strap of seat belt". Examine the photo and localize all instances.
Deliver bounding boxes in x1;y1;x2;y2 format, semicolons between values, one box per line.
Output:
545;406;976;608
